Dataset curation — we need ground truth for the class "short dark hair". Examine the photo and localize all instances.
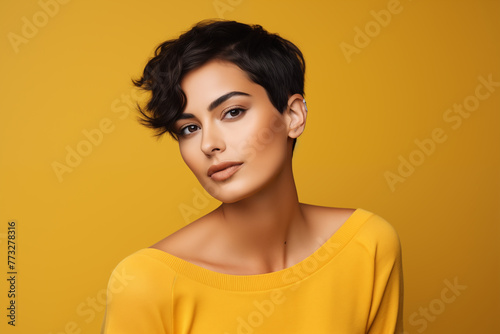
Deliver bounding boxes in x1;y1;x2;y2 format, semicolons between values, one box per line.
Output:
133;19;306;149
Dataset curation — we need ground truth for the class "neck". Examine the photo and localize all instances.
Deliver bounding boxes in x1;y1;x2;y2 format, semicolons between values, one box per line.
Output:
215;163;310;273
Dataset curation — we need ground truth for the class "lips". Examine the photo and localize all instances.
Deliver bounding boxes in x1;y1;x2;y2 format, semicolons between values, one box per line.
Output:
207;161;243;181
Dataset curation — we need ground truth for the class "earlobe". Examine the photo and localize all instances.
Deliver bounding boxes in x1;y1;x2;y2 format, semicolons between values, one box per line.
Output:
286;94;307;139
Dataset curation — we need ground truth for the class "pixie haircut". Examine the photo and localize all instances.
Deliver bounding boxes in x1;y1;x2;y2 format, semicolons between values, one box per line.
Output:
133;19;306;149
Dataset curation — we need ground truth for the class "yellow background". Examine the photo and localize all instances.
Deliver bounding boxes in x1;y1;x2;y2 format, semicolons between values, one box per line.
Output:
1;0;499;333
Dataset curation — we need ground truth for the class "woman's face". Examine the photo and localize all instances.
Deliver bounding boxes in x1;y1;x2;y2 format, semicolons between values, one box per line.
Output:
176;60;296;203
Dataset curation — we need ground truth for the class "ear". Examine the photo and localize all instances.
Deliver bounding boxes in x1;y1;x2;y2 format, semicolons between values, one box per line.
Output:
285;94;308;139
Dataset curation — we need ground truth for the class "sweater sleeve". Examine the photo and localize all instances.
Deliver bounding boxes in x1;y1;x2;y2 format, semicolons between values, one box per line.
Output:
100;250;175;334
365;215;404;334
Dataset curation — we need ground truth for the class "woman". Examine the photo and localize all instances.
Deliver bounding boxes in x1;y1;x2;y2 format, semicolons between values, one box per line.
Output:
101;20;404;334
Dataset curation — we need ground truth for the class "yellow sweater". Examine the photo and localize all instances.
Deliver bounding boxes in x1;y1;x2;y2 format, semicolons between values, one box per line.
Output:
101;208;404;333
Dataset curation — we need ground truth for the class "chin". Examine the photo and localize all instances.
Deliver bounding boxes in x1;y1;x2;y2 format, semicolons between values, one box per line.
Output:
200;179;260;204
205;187;251;204
217;196;244;204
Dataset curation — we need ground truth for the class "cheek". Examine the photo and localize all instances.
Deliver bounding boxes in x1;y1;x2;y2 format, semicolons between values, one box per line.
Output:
179;141;202;175
255;115;290;168
229;112;288;156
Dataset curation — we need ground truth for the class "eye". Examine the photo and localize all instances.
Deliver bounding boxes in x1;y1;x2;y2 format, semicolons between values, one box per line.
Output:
223;108;246;119
179;124;200;136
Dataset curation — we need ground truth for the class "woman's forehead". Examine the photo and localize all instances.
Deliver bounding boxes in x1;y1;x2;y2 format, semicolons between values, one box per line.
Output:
182;61;249;90
181;60;266;109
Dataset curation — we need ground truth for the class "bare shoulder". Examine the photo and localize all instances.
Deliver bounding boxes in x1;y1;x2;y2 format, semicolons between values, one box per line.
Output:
300;204;357;242
149;209;223;267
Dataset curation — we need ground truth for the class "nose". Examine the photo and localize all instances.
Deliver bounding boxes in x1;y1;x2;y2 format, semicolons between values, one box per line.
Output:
200;123;225;156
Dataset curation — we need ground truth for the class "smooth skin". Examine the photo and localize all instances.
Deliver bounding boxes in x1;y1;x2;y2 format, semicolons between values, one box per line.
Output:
151;60;355;275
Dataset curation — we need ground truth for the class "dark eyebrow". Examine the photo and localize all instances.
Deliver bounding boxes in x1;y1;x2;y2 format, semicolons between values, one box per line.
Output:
178;113;195;120
208;91;250;111
178;91;250;120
